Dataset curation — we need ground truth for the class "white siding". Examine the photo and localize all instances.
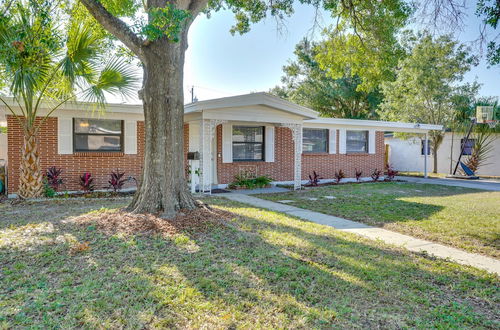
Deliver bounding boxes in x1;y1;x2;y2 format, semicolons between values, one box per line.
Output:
386;132;500;176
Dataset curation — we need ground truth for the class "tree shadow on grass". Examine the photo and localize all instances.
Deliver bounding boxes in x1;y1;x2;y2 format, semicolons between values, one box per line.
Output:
0;198;498;328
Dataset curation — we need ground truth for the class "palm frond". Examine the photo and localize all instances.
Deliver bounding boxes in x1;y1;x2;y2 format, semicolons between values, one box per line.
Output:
82;57;138;106
61;23;102;85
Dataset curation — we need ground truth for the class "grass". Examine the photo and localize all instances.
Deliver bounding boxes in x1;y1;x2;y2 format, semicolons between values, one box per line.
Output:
0;197;499;328
258;182;500;258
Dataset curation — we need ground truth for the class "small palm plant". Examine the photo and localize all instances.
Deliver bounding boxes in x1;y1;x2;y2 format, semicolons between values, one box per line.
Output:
0;2;136;198
463;126;496;174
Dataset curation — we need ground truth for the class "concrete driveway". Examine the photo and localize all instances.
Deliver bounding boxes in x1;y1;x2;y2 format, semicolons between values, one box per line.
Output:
398;176;500;191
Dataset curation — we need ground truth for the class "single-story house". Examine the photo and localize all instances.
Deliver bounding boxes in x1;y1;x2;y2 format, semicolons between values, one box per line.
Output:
386;132;500;177
2;93;442;195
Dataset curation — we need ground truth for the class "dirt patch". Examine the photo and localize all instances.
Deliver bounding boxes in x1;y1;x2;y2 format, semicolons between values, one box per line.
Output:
71;205;235;237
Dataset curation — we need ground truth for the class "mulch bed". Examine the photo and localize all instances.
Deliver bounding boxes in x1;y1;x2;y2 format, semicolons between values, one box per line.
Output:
71;204;235;237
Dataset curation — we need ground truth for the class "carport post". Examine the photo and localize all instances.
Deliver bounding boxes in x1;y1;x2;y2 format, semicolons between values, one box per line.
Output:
424;132;428;178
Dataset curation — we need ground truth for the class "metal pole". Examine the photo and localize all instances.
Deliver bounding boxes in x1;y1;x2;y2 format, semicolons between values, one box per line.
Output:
424;133;428;178
453;119;475;175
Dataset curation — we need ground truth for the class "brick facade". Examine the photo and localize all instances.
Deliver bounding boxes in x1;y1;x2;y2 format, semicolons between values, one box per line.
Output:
301;131;386;180
7;117;385;192
7;116;145;193
213;125;385;184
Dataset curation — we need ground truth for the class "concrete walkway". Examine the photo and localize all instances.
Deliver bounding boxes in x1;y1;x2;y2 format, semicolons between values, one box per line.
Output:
398;176;500;191
223;193;500;276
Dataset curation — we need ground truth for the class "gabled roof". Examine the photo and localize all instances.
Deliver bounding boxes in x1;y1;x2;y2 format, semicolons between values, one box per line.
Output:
184;92;319;119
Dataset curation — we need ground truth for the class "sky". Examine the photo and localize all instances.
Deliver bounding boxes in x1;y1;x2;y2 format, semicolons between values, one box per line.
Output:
121;3;499;105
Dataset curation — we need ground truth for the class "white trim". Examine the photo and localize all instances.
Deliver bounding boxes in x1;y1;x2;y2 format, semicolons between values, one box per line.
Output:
368;129;376;154
222;123;233;163
328;129;336;154
57;117;73;154
305;118;442;132
265;125;275;162
339;129;346;154
124;120;137;154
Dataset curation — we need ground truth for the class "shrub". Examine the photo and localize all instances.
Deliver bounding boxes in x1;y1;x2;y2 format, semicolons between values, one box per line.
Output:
108;169;126;192
79;172;95;192
254;175;272;188
334;169;345;184
43;181;56;198
371;169;382;182
46;166;63;191
355;169;363;182
307;171;322;187
385;164;399;181
229;172;272;189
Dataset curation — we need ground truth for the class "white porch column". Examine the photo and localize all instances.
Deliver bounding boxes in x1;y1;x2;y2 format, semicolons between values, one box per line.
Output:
424;132;428;178
282;123;303;190
199;119;227;194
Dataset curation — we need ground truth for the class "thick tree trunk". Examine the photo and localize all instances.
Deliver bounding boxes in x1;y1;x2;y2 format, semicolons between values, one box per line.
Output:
19;129;44;198
127;31;196;218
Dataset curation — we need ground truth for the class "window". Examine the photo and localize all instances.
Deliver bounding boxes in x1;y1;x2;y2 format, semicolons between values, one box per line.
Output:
346;130;368;153
303;128;328;153
232;126;264;161
73;118;123;152
421;140;431;156
461;138;475;156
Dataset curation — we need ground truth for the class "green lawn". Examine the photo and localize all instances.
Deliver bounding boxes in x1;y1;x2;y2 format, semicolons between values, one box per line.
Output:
258;182;500;258
0;197;499;328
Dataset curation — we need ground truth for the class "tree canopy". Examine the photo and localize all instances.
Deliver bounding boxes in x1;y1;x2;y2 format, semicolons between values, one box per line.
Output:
270;39;382;119
379;31;479;172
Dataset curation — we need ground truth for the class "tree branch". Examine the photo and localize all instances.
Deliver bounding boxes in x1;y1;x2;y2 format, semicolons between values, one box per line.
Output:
79;0;145;60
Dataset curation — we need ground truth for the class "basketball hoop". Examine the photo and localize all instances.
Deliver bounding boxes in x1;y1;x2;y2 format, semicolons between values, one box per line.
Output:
486;120;498;129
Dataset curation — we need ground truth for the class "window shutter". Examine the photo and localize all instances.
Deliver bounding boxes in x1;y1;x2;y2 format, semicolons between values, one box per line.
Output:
339;129;346;154
265;125;275;162
368;129;376;154
222;123;233;163
124;120;137;154
328;129;336;154
58;117;73;154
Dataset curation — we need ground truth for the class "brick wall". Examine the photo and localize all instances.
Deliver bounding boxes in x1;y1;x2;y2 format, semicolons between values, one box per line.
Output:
7;116;145;193
214;126;385;184
302;131;386;179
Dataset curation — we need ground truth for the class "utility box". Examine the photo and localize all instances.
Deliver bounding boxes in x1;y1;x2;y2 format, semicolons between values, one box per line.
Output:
187;152;200;160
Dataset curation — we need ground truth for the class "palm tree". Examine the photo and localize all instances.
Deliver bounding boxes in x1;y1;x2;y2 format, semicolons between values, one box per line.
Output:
0;1;136;198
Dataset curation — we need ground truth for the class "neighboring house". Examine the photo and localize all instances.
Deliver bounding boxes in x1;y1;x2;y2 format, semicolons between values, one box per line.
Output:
2;93;441;195
386;132;500;176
